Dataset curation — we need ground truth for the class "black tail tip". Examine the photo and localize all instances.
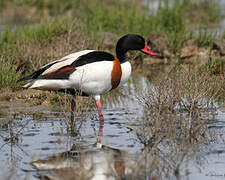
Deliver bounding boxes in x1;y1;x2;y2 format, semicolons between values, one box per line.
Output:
17;76;31;83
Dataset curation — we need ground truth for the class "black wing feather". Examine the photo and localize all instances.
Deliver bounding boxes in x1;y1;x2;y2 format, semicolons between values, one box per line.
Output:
71;51;114;67
18;51;114;82
17;61;58;82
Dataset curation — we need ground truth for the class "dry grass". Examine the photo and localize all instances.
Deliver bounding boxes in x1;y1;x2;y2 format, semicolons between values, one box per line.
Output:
16;28;91;77
0;90;95;145
132;68;224;178
0;21;96;135
51;91;95;133
0;18;94;89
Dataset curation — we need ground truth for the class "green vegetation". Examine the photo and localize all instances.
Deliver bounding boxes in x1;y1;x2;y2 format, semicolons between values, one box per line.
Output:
200;58;225;75
0;18;73;89
0;0;223;89
0;0;77;14
195;29;217;47
0;57;19;89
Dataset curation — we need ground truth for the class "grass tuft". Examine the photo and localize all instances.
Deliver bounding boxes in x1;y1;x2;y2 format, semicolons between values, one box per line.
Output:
133;68;224;178
0;56;20;89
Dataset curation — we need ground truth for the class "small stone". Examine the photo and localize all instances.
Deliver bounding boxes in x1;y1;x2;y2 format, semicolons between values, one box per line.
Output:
147;34;174;61
213;39;225;56
147;34;169;52
180;39;198;59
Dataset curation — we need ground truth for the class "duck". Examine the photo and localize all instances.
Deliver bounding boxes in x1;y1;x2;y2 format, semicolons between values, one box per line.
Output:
31;144;160;180
18;34;158;140
31;144;128;180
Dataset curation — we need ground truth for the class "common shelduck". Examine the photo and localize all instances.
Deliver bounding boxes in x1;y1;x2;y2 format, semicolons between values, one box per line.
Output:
31;145;131;180
18;34;158;140
31;144;160;180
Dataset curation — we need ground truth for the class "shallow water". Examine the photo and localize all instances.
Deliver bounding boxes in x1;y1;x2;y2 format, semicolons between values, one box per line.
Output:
1;72;225;180
144;0;225;37
0;74;144;180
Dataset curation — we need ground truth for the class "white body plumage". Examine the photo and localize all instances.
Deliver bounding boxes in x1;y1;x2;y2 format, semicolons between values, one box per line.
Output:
23;50;131;97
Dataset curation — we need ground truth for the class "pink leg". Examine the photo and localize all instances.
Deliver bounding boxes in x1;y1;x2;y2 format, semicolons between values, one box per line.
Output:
96;100;104;121
96;100;104;143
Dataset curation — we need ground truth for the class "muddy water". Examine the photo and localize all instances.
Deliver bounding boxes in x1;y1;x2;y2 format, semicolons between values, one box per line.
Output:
0;72;225;180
